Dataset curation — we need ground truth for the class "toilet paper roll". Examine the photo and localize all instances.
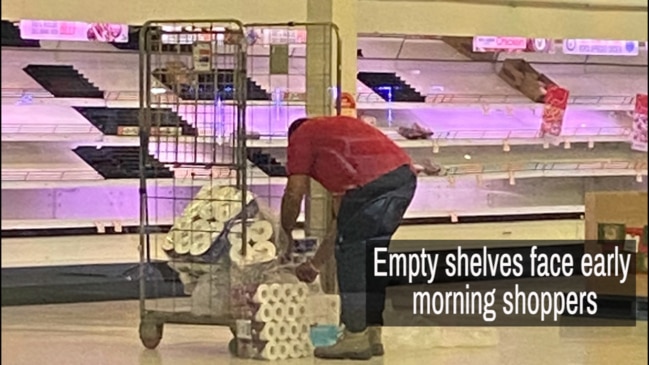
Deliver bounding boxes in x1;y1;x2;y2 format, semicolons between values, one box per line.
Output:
287;322;302;340
189;229;213;256
161;235;175;252
286;303;298;319
249;220;273;242
269;283;282;302
209;222;224;243
165;217;191;251
210;221;224;232
294;283;309;302
296;304;307;319
303;341;314;356
229;243;255;266
280;284;294;302
298;322;310;340
184;219;212;255
190;219;211;231
258;322;278;341
183;200;206;218
214;201;243;222
274;303;286;322
254;303;275;323
194;183;215;201
198;201;214;221
260;342;280;361
214;186;239;201
276;322;290;341
231;189;255;205
277;342;290;360
174;232;192;255
251;241;277;264
288;341;303;358
252;284;272;304
228;219;274;246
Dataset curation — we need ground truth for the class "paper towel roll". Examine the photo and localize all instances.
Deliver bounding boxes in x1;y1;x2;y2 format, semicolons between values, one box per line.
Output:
253;284;272;304
258;322;278;341
260;343;280;361
277;342;290;360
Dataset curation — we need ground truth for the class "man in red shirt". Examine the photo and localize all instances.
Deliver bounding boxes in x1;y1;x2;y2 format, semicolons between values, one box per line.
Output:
280;116;417;360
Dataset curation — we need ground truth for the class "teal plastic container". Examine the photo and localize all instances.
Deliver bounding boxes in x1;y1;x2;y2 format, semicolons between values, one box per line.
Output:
310;325;340;347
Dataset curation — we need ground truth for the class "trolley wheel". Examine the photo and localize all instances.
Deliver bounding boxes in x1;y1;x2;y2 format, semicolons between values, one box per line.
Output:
228;338;238;355
228;326;238;355
139;321;163;349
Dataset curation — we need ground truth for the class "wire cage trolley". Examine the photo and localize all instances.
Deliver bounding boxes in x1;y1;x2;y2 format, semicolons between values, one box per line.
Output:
136;20;342;357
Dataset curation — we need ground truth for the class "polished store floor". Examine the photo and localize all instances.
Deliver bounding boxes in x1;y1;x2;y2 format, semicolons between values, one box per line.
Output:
2;300;647;365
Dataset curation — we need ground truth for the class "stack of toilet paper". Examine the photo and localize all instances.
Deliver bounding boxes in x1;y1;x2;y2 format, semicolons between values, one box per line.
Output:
164;184;278;265
234;282;314;360
162;182;286;318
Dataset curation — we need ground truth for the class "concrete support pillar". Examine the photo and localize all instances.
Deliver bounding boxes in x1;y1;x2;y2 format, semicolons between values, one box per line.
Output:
305;0;357;294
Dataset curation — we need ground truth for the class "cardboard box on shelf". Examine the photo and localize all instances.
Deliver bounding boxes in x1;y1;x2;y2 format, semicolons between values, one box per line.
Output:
585;191;648;298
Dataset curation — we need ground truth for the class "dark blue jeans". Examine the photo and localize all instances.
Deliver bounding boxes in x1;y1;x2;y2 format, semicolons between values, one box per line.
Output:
335;165;416;333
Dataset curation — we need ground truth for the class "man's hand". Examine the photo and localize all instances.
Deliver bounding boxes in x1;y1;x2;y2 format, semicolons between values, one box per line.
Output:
295;260;319;283
415;159;444;176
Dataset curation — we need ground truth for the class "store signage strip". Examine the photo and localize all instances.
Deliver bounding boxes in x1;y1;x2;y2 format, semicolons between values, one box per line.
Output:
562;39;639;56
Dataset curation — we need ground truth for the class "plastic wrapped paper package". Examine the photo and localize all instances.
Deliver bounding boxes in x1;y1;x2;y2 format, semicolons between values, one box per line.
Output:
163;183;320;359
164;185;286;316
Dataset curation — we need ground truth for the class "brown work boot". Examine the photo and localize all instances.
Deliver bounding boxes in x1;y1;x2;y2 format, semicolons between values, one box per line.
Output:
314;328;373;360
368;326;384;356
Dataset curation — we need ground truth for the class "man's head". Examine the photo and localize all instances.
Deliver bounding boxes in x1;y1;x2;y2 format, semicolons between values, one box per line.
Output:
288;118;310;138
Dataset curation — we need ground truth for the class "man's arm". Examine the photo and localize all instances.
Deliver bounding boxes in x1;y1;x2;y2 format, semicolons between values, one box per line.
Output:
280;174;311;235
310;195;342;269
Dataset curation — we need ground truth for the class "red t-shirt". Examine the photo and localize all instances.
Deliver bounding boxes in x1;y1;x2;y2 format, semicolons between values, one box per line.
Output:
286;116;412;194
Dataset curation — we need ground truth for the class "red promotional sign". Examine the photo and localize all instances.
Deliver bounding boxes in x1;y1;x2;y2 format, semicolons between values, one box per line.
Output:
631;94;648;152
540;85;570;137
